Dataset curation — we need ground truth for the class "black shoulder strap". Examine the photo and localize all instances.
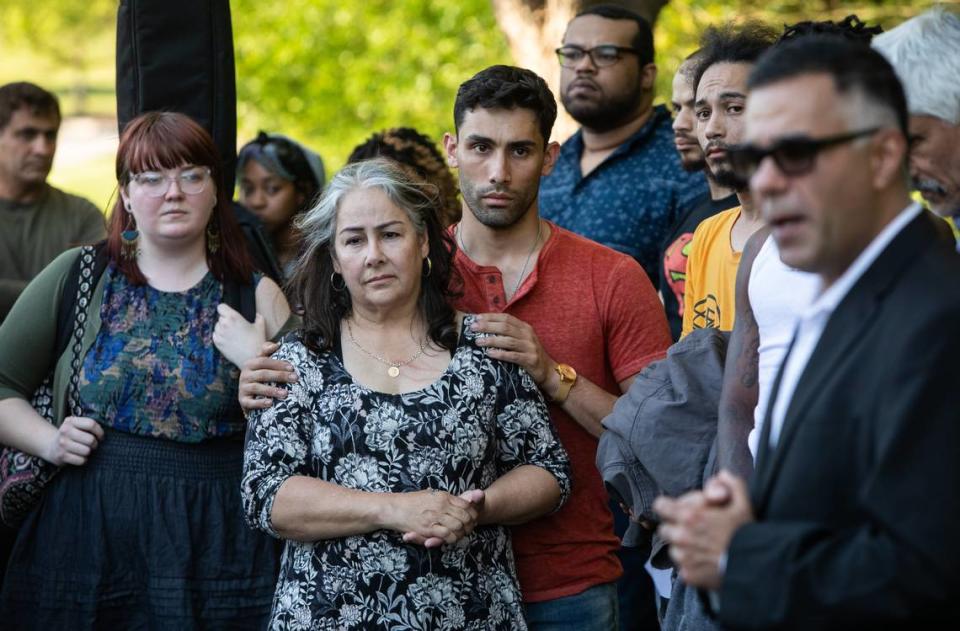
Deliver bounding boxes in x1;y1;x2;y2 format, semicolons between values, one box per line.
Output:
232;202;283;283
54;242;109;361
223;278;257;324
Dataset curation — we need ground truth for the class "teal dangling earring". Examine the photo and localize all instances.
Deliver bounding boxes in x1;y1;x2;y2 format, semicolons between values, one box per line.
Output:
121;204;139;261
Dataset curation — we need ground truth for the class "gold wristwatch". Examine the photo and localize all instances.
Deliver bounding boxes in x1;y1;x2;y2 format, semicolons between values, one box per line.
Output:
552;363;578;403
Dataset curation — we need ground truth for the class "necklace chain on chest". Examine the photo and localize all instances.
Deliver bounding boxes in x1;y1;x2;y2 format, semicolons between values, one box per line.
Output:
345;320;426;378
458;220;542;299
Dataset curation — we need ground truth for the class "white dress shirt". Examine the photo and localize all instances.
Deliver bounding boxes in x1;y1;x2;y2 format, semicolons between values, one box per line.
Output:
767;202;922;448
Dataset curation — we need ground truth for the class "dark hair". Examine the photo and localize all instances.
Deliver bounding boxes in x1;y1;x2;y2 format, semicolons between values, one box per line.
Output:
779;14;883;45
237;131;324;212
678;48;705;80
108;112;254;285
748;35;908;135
289;159;461;355
574;4;654;65
454;65;557;145
347;127;461;226
0;82;60;130
693;22;779;93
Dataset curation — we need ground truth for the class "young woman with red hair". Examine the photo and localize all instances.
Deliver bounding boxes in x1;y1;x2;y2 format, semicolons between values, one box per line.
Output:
0;112;291;628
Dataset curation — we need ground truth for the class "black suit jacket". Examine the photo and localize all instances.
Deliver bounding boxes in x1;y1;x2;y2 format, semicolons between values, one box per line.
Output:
718;211;960;630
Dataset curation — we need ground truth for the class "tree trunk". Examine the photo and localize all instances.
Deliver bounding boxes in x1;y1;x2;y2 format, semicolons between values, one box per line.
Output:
491;0;670;141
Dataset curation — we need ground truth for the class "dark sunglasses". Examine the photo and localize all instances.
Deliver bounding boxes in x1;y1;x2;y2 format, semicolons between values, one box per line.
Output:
727;128;880;181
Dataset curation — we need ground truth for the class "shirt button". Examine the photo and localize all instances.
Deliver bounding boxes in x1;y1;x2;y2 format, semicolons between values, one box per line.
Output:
493;296;500;304
488;275;497;284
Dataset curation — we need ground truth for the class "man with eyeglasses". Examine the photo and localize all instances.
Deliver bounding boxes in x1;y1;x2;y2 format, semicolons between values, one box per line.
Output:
656;34;960;629
539;4;707;287
874;7;960;250
0;82;105;324
541;8;708;627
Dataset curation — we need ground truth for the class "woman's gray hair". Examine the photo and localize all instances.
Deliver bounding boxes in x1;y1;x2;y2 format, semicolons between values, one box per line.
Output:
287;157;460;354
295;157;438;257
873;7;960;126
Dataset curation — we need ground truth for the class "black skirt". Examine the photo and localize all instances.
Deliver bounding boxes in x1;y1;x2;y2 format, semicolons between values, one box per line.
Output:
0;428;280;630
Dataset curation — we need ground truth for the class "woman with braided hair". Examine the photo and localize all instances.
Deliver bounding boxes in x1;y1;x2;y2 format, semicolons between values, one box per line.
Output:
348;126;462;226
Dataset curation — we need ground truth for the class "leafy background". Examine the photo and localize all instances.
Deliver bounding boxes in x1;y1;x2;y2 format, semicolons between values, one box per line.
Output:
0;0;951;211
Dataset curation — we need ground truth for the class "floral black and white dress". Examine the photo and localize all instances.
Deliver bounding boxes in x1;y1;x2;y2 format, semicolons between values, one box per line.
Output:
242;315;571;631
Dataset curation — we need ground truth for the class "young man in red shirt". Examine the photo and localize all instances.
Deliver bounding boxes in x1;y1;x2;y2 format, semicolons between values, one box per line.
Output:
443;65;669;629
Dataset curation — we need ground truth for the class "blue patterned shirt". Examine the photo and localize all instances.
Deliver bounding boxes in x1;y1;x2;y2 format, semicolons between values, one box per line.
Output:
540;105;709;282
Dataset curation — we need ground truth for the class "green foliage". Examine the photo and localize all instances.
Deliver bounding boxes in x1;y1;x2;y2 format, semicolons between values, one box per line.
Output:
652;0;951;103
2;0;955;206
0;0;116;116
0;0;114;67
232;0;511;171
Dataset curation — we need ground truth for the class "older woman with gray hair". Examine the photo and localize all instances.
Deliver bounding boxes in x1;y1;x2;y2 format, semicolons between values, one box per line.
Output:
240;158;570;630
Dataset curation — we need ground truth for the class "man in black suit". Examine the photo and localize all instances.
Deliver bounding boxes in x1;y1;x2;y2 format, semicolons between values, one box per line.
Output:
654;35;960;629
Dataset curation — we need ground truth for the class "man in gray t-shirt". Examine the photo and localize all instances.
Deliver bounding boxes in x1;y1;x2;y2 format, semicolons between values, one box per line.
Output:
0;82;105;322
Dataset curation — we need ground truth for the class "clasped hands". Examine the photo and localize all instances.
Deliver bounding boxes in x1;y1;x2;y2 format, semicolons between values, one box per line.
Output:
653;470;754;591
387;488;486;549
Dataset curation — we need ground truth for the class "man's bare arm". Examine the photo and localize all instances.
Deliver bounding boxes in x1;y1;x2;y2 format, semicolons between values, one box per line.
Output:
716;227;769;479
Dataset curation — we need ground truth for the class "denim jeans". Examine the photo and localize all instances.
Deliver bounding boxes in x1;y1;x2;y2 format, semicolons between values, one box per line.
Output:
525;582;620;631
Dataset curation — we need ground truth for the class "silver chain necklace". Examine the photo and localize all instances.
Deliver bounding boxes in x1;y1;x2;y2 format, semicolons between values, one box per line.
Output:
345;320;426;378
458;219;542;299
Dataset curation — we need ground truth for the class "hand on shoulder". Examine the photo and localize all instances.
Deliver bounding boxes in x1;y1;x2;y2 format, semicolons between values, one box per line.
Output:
238;341;298;412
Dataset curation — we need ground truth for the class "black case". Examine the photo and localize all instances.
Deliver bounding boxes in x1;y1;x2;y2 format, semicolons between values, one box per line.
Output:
115;0;282;282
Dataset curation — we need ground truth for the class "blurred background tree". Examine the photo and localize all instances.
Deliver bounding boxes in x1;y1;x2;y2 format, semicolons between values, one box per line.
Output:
0;0;116;115
0;0;952;211
231;0;511;169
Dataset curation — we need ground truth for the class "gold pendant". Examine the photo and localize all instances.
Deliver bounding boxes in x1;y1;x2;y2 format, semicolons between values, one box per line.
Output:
387;366;400;378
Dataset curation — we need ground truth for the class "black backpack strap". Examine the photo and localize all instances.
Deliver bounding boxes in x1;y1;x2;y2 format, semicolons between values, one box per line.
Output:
232;202;283;283
54;242;109;361
223;278;257;324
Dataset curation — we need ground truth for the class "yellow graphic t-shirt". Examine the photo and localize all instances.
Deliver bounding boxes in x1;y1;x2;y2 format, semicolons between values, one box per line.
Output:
681;206;742;338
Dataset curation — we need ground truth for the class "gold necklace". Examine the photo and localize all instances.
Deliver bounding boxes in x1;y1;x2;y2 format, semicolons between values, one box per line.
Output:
345;320;426;378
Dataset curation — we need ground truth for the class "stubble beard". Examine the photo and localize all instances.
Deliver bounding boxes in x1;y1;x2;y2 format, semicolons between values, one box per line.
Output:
705;157;748;193
713;170;748;193
562;81;645;133
460;178;538;230
680;154;707;173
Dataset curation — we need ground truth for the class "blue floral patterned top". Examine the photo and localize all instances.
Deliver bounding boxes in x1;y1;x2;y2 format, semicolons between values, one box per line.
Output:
78;263;246;442
242;315;572;630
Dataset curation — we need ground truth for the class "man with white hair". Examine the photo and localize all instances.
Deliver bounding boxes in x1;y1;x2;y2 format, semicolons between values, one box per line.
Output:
873;6;960;246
